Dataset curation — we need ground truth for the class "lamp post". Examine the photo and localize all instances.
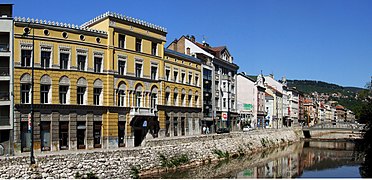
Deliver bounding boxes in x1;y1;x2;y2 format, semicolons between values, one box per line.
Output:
23;23;35;165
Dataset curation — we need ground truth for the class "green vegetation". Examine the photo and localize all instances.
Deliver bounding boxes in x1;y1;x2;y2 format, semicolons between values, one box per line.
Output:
212;149;230;159
158;153;190;168
130;165;141;179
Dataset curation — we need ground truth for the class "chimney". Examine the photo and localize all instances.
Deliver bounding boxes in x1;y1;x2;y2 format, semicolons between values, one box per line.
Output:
172;38;178;51
186;47;191;55
190;35;195;42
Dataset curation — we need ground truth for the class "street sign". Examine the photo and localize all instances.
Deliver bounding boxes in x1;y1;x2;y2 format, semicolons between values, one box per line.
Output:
222;112;228;121
143;120;147;127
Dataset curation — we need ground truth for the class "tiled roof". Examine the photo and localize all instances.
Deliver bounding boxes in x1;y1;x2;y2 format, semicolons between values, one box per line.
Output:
81;11;167;33
336;105;345;110
164;48;201;64
14;16;108;35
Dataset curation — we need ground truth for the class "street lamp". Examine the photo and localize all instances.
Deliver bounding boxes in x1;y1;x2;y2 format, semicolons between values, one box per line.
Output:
23;23;35;165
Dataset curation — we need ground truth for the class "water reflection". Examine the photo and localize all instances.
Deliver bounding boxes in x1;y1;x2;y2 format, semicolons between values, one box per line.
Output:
143;140;363;179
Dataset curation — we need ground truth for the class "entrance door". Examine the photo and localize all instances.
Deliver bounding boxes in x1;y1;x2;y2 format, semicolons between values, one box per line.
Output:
93;122;101;148
77;121;86;149
21;122;31;152
59;121;69;150
40;121;51;151
118;121;126;147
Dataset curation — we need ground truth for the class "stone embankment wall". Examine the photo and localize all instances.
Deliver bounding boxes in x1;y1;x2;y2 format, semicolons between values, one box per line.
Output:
0;128;303;179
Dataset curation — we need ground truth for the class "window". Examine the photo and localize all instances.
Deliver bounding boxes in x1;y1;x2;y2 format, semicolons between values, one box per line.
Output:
165;69;170;81
135;38;142;52
135;63;142;78
77;55;86;71
41;51;51;69
151;66;157;80
60;53;69;70
223;82;226;90
59;86;68;104
151;42;157;56
135;91;142;107
21;84;30;104
21;50;31;67
118;60;126;75
118;90;126;106
223;98;226;108
119;34;125;49
181;94;186;106
173;92;178;106
181;72;186;84
93;88;102;105
94;57;102;73
195;95;199;107
188;95;192;107
173;71;178;82
195;75;199;86
151;93;157;109
77;87;86;105
188;73;192;85
165;92;170;105
40;85;50;104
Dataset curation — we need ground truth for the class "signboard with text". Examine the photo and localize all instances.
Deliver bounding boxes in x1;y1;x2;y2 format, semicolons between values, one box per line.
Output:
222;112;228;121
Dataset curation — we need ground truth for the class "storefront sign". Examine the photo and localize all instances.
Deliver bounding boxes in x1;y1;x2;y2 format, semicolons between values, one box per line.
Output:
222;112;228;121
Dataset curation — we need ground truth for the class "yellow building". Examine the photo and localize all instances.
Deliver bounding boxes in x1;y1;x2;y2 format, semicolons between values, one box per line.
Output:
12;12;201;154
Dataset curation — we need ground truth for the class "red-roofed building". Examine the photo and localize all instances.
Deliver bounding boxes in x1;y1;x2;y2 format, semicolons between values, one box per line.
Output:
336;105;347;121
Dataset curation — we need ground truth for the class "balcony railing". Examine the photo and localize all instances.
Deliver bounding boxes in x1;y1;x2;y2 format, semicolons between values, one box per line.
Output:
0;92;9;101
0;44;9;52
0;67;9;76
130;107;157;116
0;116;9;126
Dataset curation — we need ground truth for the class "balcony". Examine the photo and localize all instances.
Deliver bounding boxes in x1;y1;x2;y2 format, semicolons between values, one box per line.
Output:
0;116;9;126
130;107;157;116
0;92;9;101
0;67;9;76
0;43;9;52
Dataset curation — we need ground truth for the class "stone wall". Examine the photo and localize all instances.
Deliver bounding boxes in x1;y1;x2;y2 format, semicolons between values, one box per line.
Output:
0;128;303;179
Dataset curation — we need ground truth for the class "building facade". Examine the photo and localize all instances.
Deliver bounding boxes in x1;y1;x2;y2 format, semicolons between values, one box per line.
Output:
0;4;14;156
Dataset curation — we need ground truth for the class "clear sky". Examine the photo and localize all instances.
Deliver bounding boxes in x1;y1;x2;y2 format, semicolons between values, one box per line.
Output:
5;0;372;88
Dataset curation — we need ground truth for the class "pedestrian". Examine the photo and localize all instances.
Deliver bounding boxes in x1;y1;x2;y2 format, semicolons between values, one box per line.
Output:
206;127;210;134
202;126;206;134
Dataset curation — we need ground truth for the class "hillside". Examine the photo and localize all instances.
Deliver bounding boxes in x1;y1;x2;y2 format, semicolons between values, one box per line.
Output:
287;80;367;117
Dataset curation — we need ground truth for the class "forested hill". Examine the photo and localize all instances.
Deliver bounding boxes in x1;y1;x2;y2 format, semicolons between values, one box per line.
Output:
286;80;364;95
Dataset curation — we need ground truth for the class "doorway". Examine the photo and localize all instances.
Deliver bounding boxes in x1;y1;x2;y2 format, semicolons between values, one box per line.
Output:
40;121;51;151
20;122;31;152
77;121;86;149
59;121;69;150
118;121;126;147
93;122;101;148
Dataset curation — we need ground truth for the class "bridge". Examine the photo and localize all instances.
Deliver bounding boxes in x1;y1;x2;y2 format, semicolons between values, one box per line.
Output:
302;121;365;139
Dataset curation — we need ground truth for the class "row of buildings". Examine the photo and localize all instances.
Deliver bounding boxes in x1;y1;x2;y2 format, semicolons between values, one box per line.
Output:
0;4;355;156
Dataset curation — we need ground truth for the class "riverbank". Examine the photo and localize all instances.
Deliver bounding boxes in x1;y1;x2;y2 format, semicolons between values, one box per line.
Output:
0;128;303;179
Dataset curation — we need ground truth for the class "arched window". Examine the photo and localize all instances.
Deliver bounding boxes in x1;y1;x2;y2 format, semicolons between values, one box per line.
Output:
117;82;126;107
195;91;199;107
181;89;186;107
20;73;31;104
40;75;52;104
165;87;171;105
150;86;158;109
135;84;143;107
77;77;87;105
93;79;103;105
188;90;193;107
173;88;178;106
59;76;70;104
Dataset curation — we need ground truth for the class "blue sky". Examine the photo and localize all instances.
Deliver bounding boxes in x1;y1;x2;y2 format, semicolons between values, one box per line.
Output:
5;0;372;88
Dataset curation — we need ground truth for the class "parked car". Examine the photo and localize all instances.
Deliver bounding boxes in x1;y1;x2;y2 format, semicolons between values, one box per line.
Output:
216;128;230;134
242;125;253;132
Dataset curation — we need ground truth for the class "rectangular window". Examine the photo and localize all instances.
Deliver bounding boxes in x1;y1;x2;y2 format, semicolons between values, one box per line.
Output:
188;73;192;85
136;92;142;107
135;38;142;52
59;86;68;104
223;98;226;108
151;66;157;80
135;63;142;78
94;57;102;73
151;42;157;56
195;96;199;107
181;72;186;84
41;51;51;69
173;71;178;82
195;75;199;86
118;34;125;49
165;69;170;81
118;90;126;106
40;85;50;104
118;60;126;75
77;87;85;105
60;53;69;70
93;88;101;105
21;84;30;104
77;55;86;71
21;50;31;67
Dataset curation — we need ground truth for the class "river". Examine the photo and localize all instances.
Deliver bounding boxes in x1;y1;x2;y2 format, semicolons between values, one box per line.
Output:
142;140;364;178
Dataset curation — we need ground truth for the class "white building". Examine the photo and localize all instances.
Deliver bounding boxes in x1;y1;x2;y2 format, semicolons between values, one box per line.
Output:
236;73;256;128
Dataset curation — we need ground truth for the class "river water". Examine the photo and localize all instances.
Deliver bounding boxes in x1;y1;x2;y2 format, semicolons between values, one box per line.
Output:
143;140;364;178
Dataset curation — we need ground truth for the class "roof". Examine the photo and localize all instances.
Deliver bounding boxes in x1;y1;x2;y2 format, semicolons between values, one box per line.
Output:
266;85;283;95
81;11;167;33
14;16;107;35
164;48;202;64
304;99;313;104
265;92;273;97
336;105;345;110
